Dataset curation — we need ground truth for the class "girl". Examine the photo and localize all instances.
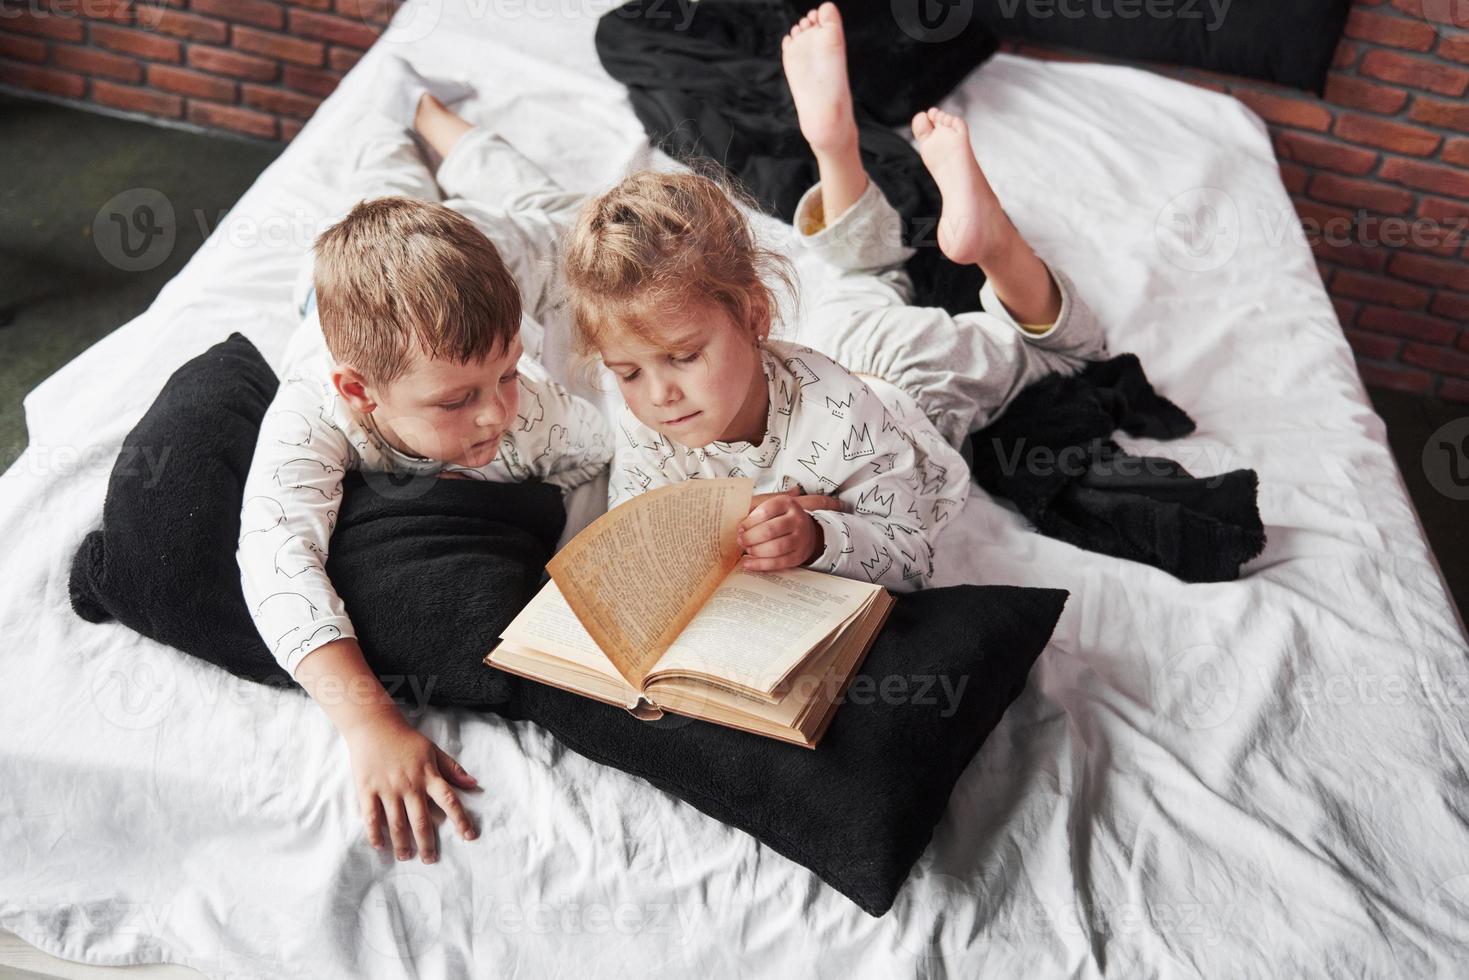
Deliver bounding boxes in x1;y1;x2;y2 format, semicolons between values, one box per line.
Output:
563;3;1108;590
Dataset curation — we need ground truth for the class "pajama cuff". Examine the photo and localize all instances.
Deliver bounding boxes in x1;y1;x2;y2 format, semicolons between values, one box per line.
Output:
793;178;887;241
434;127;556;206
284;616;358;679
805;509;848;573
796;178;1069;339
979;259;1074;343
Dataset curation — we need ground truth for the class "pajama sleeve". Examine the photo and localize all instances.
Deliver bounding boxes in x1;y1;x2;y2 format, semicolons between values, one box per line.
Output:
236;375;356;680
796;386;968;593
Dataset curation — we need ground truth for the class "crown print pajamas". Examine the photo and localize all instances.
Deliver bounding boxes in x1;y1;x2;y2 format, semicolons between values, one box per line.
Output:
610;177;1107;592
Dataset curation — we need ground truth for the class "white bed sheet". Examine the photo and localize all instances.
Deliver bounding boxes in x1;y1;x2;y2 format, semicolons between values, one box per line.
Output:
4;4;1469;977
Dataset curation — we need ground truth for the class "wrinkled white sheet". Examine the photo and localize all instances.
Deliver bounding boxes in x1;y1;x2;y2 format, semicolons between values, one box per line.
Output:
4;3;1468;977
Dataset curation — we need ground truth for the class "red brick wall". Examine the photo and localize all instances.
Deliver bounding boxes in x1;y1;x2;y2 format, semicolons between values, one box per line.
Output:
0;0;402;141
1004;1;1469;404
1;0;1466;401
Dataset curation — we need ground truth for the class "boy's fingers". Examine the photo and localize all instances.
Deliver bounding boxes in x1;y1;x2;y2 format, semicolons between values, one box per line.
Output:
436;748;478;789
404;792;438;865
360;793;385;849
427;777;477;841
385;798;413;861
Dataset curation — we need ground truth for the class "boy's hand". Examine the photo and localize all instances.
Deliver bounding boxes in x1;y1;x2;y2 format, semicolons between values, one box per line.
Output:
737;486;845;572
342;709;480;864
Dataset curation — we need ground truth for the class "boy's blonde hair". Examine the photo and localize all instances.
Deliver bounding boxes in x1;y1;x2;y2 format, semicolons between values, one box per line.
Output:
562;169;795;361
312;196;520;386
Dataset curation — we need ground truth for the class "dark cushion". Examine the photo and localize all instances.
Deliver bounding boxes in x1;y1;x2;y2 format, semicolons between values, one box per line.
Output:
970;0;1352;93
68;332;561;710
519;583;1066;916
69;332;1068;916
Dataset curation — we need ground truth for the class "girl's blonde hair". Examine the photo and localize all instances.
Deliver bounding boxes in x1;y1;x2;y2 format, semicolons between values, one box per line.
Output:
562;168;796;365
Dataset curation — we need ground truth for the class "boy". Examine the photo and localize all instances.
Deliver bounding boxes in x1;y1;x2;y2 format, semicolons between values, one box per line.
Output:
238;77;610;867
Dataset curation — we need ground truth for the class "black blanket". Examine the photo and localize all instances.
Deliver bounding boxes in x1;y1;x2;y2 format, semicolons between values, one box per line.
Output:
969;354;1266;582
595;0;996;314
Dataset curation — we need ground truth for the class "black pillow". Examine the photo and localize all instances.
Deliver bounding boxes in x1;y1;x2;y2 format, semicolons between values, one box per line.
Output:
519;583;1066;916
70;332;1069;916
971;0;1352;94
68;332;561;710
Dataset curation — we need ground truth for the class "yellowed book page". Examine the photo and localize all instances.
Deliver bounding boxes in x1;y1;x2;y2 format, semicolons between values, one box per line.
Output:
499;580;626;681
648;566;881;695
546;478;753;689
490;638;643;710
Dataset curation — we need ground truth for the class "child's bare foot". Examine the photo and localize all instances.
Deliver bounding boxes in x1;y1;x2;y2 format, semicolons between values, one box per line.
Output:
912;108;1009;268
783;4;869;221
782;3;857;156
379;54;473;131
413;92;473;159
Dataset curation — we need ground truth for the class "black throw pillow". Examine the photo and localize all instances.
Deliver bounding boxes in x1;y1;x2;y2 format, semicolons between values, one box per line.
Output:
67;332;561;710
519;583;1067;916
970;0;1353;94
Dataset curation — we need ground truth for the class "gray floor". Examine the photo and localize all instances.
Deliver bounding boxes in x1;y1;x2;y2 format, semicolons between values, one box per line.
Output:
0;90;280;472
2;91;1465;622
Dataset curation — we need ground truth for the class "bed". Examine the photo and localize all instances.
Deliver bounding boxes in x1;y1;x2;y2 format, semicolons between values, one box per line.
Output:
3;3;1468;977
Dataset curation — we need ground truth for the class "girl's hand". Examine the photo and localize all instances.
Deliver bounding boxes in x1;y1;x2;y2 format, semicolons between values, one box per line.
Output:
342;710;480;864
737;486;844;572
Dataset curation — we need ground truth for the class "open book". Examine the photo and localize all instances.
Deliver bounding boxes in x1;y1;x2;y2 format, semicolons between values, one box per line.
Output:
486;478;893;747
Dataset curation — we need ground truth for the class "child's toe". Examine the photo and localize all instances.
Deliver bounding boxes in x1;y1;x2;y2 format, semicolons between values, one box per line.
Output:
912;111;933;138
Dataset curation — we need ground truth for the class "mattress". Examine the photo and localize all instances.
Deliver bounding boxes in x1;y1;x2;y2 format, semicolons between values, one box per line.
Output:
3;3;1467;977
